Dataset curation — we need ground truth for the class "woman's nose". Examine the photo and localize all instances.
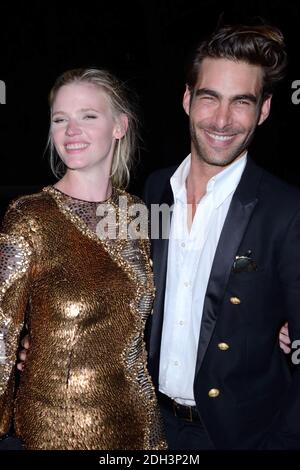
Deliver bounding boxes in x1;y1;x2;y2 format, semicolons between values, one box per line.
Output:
66;119;82;136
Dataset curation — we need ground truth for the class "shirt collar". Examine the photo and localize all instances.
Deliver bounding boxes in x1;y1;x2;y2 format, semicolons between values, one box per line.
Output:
170;155;191;203
170;152;247;207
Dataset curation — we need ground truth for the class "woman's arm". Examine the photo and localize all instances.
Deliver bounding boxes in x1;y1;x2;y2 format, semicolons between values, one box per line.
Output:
0;204;34;435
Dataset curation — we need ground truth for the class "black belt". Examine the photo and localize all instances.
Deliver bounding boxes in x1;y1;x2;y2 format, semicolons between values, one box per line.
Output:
158;392;201;423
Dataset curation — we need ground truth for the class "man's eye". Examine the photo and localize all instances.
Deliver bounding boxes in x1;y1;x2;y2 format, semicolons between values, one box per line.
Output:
236;100;250;105
52;118;65;123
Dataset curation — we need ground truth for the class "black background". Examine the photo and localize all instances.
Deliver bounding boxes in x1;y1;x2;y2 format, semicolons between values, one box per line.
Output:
0;0;300;215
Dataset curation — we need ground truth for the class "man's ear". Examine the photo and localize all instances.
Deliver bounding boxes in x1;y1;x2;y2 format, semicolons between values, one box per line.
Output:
183;85;191;116
114;114;128;139
258;95;272;126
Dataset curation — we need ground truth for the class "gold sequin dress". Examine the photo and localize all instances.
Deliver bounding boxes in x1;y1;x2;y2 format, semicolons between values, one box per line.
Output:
0;186;166;450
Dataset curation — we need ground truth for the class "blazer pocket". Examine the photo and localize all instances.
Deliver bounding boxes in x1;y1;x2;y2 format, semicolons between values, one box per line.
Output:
230;268;265;283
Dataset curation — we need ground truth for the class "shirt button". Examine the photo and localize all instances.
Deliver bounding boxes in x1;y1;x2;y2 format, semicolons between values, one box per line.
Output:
179;320;184;326
184;281;189;287
181;242;185;248
174;361;179;366
230;296;241;305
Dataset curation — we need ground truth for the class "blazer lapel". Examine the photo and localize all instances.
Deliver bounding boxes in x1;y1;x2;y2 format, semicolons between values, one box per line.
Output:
148;180;174;383
195;159;263;376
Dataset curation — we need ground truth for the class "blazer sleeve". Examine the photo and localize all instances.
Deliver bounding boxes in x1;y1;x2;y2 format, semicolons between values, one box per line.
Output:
263;205;300;449
0;204;34;436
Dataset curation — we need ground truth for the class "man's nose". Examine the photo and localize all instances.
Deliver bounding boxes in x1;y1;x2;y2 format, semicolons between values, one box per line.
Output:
213;102;233;130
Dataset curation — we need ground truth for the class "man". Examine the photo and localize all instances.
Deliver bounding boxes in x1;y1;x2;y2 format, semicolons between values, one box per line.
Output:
17;23;294;450
144;23;300;450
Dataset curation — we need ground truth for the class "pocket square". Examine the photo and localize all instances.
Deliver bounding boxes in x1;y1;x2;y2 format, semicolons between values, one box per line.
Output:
232;249;258;273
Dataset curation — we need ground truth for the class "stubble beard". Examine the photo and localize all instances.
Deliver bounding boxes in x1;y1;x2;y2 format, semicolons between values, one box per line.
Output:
190;122;255;168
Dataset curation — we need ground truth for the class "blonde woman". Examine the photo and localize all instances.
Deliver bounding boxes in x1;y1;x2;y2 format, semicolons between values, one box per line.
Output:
0;68;166;450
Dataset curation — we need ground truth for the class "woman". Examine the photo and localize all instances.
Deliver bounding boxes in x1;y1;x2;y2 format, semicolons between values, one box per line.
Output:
0;68;166;450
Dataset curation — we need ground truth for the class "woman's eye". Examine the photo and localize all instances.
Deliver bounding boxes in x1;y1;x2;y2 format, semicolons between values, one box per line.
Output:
83;114;97;119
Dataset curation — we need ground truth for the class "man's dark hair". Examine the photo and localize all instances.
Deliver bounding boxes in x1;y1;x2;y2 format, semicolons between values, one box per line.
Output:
186;24;287;99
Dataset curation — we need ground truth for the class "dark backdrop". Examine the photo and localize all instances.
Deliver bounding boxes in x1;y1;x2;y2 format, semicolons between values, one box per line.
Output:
0;0;300;215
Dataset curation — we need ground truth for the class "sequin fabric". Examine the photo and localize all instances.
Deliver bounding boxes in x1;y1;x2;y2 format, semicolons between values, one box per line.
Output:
0;187;166;450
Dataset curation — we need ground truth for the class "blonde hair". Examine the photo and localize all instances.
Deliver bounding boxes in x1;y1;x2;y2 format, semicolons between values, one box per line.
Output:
48;68;139;188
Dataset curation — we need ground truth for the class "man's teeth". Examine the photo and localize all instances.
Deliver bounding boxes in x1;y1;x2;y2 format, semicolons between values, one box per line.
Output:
65;143;89;149
207;132;233;141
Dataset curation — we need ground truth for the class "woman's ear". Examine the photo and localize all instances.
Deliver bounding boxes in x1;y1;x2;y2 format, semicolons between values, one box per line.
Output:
114;114;128;139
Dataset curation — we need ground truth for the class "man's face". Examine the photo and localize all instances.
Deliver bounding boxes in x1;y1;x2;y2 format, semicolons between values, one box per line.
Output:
183;58;271;167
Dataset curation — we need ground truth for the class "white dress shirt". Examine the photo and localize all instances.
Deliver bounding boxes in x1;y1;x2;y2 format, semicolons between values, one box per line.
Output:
159;153;247;405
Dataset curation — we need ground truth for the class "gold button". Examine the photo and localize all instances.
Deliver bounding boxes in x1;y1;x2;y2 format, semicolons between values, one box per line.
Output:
208;388;220;398
230;296;241;305
149;258;153;268
218;342;229;351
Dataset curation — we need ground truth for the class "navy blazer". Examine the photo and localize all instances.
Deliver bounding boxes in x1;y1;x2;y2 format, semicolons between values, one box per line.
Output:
144;158;300;449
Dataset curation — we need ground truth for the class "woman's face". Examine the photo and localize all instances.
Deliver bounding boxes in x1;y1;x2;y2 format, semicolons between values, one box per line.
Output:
51;82;122;175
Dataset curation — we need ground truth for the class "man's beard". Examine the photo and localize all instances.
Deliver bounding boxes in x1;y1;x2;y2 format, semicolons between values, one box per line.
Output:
190;122;255;168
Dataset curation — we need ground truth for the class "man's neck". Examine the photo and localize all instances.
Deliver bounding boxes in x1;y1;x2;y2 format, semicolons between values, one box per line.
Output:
186;152;246;205
185;152;246;225
186;157;222;206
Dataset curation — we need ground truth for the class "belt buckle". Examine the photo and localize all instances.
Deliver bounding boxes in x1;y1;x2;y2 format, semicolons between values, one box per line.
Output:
173;401;193;422
187;405;193;422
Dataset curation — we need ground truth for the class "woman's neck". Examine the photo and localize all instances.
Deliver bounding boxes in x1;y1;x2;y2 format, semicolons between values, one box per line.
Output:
54;171;113;202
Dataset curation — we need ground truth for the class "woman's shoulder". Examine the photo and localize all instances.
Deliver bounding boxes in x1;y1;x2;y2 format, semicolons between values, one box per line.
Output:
2;188;57;234
7;187;56;215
